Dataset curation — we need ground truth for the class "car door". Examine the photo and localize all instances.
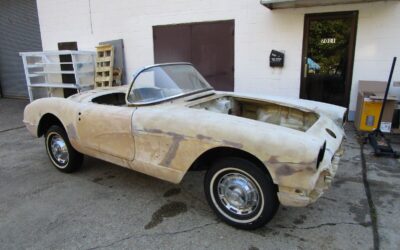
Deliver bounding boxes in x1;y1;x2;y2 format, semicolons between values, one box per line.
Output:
76;102;135;160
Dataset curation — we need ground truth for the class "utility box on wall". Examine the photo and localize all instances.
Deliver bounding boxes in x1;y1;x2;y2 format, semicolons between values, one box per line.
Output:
269;50;284;67
355;81;398;133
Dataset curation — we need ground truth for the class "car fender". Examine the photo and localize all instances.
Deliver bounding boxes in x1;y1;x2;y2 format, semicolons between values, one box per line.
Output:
23;97;80;146
131;104;322;187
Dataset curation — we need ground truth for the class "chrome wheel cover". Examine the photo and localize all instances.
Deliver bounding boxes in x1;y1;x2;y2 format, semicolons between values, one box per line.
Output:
49;134;69;166
217;172;260;215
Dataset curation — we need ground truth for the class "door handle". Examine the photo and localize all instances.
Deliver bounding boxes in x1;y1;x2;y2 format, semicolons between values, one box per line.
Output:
304;63;308;78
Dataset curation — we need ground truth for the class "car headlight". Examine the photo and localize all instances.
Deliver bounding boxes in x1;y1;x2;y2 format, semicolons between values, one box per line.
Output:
317;141;326;169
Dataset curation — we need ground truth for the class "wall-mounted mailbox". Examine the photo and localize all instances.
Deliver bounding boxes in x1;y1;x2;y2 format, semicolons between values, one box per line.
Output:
270;50;284;67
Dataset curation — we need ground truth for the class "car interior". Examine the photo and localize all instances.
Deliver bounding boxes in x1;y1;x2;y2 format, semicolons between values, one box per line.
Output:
90;88;169;106
91;92;126;106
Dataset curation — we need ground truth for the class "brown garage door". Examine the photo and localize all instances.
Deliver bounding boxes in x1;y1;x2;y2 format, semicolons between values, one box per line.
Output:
153;20;234;91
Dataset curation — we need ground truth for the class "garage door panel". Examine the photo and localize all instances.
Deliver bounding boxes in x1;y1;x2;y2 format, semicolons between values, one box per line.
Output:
191;20;234;91
153;25;191;63
153;20;234;91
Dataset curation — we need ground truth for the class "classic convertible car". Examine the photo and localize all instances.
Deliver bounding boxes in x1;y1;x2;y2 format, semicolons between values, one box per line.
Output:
23;63;346;229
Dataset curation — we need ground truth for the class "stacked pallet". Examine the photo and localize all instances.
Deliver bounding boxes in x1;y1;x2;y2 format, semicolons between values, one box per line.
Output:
95;44;114;87
113;68;122;85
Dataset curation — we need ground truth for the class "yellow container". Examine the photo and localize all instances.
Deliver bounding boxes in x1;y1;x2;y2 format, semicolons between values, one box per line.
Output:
354;81;398;132
359;99;383;132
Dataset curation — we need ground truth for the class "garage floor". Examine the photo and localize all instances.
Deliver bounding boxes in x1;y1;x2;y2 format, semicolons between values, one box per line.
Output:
1;98;399;250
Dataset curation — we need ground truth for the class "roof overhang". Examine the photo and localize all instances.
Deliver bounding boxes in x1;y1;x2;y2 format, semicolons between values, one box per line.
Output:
260;0;399;9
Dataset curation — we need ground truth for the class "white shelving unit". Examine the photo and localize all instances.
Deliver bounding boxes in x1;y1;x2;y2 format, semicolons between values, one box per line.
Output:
20;50;96;101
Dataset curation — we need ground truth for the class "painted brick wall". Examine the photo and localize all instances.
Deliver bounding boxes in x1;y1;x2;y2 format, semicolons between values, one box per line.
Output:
36;0;400;115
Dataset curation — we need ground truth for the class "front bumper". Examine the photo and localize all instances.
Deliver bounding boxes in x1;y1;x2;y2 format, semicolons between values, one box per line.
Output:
277;144;344;207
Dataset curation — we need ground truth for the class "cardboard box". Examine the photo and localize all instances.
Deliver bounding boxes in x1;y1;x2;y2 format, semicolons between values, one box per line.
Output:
355;81;398;132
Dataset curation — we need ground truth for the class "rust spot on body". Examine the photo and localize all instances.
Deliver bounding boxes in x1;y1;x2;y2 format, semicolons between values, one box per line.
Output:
166;132;183;137
266;156;317;176
196;134;213;140
267;156;279;163
276;165;301;176
222;140;243;149
144;128;163;134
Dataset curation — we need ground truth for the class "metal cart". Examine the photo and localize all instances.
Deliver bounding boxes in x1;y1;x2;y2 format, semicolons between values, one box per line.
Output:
19;50;96;102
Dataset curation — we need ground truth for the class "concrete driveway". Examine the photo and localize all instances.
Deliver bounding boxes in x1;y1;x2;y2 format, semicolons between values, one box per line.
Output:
0;98;399;250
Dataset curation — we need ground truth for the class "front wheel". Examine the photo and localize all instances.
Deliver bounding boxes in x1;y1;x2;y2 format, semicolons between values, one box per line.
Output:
45;125;83;173
204;157;279;229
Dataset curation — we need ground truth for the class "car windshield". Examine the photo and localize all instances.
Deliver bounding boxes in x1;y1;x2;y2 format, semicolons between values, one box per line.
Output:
127;64;213;104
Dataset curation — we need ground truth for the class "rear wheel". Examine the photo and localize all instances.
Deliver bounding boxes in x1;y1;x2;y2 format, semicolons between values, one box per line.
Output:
204;157;279;229
45;125;83;173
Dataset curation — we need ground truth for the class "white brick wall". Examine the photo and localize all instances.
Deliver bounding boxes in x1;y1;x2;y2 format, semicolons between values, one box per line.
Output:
36;0;400;116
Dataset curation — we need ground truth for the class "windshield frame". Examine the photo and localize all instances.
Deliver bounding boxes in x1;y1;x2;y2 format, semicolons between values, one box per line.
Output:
125;62;214;106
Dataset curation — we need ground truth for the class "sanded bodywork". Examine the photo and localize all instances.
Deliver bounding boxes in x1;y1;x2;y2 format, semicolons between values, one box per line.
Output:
23;74;346;207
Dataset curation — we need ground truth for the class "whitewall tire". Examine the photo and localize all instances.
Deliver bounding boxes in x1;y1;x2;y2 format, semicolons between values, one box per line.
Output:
45;125;83;173
204;157;279;229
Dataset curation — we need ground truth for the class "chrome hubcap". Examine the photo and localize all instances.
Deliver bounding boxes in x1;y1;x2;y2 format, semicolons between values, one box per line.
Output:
50;135;69;165
217;173;260;215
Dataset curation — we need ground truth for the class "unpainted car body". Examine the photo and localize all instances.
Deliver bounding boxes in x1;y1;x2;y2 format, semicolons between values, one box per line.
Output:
23;63;346;228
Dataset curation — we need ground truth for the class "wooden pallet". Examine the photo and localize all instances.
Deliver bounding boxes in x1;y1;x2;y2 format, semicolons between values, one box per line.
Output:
113;68;122;86
95;44;114;88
